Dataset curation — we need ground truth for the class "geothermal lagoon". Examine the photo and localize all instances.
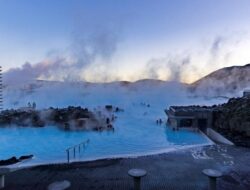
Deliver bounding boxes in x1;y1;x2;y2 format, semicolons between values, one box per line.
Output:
0;111;210;165
0;81;224;165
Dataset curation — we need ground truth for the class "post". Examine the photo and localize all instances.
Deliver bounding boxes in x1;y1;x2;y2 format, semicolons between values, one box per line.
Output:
0;175;5;189
66;149;70;163
78;145;80;154
128;169;147;190
202;169;222;190
73;147;76;158
133;177;141;190
208;177;217;190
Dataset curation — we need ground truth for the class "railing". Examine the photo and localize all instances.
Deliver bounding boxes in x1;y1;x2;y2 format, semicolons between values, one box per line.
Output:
66;139;90;163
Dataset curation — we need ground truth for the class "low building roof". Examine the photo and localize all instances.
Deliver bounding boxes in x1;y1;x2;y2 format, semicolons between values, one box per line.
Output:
170;106;213;113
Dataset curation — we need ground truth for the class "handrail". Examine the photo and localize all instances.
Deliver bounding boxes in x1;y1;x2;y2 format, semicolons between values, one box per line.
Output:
66;139;90;163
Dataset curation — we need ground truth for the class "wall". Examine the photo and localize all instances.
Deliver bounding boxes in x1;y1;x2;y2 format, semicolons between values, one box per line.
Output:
206;128;234;145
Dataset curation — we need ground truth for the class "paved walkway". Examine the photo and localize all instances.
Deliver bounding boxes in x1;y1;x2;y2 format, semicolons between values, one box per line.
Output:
3;145;250;190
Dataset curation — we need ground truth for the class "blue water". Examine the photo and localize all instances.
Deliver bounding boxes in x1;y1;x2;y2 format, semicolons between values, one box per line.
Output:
0;93;216;165
0;122;210;165
1;80;228;165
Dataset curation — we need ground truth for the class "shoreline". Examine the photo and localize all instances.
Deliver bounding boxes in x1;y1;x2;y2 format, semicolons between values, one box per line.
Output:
11;141;214;168
4;144;249;190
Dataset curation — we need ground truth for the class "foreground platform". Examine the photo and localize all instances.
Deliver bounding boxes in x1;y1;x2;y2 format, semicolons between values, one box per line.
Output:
3;145;250;190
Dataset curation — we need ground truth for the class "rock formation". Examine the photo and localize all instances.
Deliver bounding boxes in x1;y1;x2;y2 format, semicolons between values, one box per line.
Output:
212;96;250;147
0;106;114;131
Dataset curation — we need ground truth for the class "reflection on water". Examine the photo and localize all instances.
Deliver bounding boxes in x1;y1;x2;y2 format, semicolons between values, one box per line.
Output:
164;127;209;145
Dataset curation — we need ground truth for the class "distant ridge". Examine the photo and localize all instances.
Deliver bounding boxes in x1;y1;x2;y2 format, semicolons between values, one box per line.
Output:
33;78;178;87
7;63;250;98
190;63;250;96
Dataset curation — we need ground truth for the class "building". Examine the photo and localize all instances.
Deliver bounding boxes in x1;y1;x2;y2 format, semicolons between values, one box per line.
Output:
165;106;213;131
0;66;2;111
243;90;250;97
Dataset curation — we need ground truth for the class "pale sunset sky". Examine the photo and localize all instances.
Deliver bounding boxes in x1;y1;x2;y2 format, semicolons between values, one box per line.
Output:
1;0;250;83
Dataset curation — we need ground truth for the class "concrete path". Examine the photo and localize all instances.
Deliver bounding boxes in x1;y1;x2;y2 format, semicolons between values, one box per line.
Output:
4;145;250;190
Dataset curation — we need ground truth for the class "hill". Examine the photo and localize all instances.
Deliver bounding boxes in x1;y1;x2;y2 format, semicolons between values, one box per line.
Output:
189;64;250;97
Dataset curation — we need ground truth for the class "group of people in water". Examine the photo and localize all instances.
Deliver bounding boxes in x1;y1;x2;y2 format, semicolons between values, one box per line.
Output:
27;102;36;109
156;118;163;125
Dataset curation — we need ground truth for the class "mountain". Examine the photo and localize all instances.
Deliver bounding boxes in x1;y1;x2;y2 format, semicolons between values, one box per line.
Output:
5;62;250;108
189;64;250;97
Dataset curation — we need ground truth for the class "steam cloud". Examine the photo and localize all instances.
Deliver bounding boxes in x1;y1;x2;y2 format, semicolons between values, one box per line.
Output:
4;25;120;85
210;36;224;57
3;31;248;85
142;33;247;83
143;55;191;82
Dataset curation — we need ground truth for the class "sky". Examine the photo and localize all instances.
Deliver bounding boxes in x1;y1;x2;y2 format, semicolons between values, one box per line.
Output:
1;0;250;83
